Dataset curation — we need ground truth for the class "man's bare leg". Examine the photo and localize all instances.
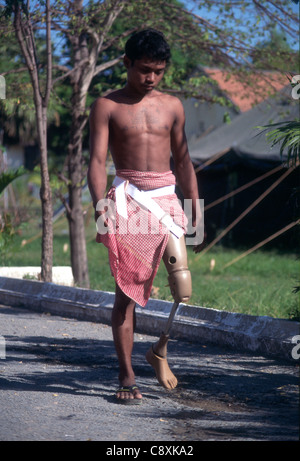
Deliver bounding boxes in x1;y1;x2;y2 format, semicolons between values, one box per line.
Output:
112;284;142;403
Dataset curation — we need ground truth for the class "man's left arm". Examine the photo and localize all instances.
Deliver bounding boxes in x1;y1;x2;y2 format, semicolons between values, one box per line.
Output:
170;98;201;229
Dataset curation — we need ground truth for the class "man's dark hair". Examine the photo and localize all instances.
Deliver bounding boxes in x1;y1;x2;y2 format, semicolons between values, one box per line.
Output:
125;29;171;64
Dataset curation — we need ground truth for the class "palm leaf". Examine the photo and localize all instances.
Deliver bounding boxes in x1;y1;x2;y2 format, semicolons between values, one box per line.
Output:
255;120;300;166
0;166;27;195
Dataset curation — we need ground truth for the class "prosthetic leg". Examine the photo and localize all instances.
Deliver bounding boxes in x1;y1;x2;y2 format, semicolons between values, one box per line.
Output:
145;234;192;389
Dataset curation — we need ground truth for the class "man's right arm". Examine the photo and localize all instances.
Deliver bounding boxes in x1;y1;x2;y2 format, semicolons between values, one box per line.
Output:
87;98;110;215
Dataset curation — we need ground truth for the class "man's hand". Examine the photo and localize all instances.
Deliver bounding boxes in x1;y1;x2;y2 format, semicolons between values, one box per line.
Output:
95;207;108;228
193;229;207;253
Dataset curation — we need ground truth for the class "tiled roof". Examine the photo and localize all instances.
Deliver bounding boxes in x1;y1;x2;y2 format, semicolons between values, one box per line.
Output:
204;68;288;112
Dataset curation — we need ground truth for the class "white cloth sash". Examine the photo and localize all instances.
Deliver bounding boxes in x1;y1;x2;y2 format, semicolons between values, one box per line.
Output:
112;176;184;238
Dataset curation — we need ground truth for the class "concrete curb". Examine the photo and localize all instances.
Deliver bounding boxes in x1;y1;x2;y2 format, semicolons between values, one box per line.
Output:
0;267;74;286
0;276;299;362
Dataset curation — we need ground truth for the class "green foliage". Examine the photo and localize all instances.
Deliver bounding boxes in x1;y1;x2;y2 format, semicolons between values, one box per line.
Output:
255;75;300;166
0;165;27;195
256;120;300;166
0;165;27;253
1;0;299;151
1;0;29;19
0;25;60;145
251;27;298;71
0;211;15;252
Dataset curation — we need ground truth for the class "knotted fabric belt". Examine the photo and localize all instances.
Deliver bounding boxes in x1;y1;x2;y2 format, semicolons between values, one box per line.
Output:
112;176;184;238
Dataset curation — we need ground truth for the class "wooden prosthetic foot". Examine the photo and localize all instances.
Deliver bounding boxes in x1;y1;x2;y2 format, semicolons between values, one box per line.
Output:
145;302;179;389
145;332;178;389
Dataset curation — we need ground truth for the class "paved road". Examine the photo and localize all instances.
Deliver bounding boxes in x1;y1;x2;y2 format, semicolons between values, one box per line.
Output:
0;303;299;442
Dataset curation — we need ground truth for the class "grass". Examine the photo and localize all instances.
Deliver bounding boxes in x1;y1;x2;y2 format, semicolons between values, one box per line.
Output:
2;207;299;321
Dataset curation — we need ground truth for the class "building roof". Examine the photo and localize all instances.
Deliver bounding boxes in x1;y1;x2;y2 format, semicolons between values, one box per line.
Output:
189;85;299;165
204;68;288;112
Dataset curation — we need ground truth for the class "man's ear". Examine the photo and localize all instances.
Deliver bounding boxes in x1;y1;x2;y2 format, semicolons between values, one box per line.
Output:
123;55;132;69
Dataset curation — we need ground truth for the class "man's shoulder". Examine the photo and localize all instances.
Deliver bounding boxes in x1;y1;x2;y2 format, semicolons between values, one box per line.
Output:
90;92;120;119
92;92;118;107
92;89;133;111
156;91;181;104
159;92;184;112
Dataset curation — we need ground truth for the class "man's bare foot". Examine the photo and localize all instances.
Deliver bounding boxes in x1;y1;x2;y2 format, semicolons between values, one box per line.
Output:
145;346;178;389
115;385;142;405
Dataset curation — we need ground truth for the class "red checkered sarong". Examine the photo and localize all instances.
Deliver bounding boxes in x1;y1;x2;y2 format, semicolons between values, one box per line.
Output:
96;169;187;306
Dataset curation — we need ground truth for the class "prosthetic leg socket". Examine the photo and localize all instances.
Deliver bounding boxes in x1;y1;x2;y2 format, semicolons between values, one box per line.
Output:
162;234;192;304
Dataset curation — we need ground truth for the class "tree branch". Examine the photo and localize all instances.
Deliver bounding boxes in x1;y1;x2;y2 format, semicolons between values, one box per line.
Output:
43;0;52;106
93;55;123;77
13;3;40;99
96;0;125;57
253;0;298;36
0;66;29;76
52;66;76;86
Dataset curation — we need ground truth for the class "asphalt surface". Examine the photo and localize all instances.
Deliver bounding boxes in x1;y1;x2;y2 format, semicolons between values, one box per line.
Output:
0;303;299;442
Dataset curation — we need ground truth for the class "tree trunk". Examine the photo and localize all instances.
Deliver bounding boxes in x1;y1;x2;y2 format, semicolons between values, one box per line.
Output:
13;2;53;283
62;0;125;288
39;105;53;282
67;95;89;288
67;183;89;288
65;17;91;288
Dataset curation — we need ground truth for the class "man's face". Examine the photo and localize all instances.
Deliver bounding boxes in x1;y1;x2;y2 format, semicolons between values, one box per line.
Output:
124;56;166;95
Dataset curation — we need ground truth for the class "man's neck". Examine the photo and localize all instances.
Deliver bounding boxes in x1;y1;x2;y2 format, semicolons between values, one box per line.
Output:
123;83;158;101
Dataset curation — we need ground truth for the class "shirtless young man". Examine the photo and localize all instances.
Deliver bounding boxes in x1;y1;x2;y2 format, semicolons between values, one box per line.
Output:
88;29;200;404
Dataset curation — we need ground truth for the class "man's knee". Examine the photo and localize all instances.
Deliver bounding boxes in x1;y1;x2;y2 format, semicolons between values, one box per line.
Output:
114;284;136;310
162;234;192;303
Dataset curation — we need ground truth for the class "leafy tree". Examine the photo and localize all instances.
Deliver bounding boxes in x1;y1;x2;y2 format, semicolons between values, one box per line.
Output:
251;27;298;71
2;0;54;282
0;0;298;288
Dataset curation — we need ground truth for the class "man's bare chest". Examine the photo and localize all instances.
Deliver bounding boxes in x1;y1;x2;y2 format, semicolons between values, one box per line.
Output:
110;102;174;135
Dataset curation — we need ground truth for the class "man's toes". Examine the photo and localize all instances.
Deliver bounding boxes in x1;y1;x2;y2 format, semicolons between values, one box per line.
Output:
116;385;142;404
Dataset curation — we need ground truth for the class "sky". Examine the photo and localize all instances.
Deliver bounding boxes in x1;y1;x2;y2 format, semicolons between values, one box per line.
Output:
1;0;298;60
184;0;299;50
